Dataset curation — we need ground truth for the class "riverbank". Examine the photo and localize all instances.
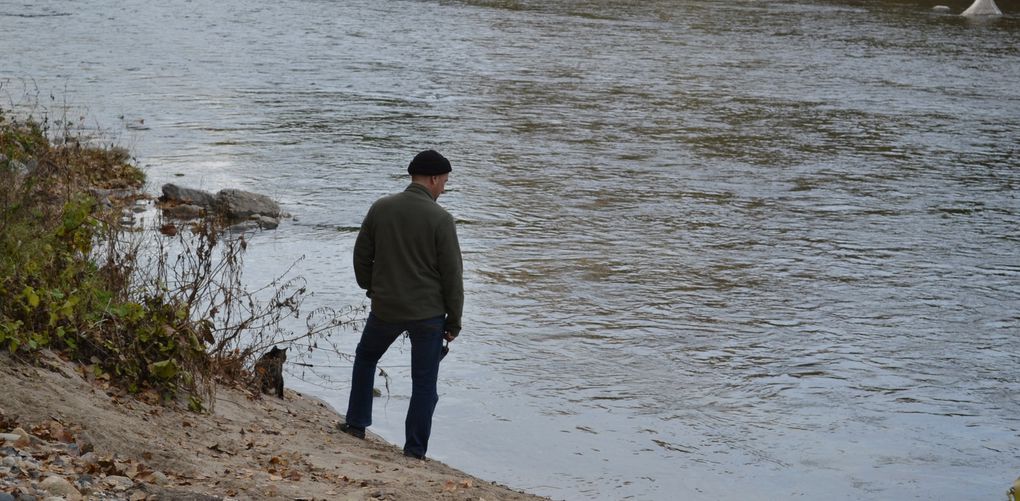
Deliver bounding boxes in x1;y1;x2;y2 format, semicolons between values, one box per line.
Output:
0;350;548;500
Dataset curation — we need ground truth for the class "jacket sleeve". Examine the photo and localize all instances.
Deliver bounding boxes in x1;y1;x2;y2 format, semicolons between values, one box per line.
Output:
353;208;375;295
436;214;464;335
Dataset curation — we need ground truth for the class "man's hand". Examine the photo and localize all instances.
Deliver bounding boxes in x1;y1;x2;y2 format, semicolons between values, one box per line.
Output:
444;330;458;342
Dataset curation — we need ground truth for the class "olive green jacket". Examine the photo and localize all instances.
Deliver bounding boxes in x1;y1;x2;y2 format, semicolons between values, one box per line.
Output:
353;183;464;335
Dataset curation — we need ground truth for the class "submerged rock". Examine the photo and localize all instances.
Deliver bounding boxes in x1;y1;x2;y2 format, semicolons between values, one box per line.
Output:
253;214;279;230
226;220;261;233
160;184;216;207
158;184;283;231
215;188;281;220
162;203;205;220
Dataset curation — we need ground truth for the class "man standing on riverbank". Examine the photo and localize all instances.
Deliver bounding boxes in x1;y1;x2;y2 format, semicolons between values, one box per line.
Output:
340;150;464;460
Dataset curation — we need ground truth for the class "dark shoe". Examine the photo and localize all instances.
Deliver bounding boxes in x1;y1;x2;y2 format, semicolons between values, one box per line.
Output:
403;450;426;460
338;422;365;439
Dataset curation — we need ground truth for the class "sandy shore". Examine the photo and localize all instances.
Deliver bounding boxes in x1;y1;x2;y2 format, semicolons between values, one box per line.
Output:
0;351;549;500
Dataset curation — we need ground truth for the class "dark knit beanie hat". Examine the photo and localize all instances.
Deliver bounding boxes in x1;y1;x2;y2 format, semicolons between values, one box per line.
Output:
407;150;452;176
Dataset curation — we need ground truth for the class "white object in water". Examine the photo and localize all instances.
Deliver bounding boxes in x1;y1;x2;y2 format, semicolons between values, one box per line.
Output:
932;5;951;12
961;0;1002;16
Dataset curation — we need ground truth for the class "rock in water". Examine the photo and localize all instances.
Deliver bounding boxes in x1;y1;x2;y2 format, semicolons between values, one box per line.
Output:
227;220;262;233
215;189;281;220
161;183;217;207
254;214;280;229
162;203;205;220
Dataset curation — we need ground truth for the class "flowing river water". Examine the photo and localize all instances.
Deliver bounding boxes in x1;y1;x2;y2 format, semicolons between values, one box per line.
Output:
3;0;1019;499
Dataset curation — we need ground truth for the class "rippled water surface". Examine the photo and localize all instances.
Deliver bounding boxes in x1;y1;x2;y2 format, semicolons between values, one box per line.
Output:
4;0;1019;499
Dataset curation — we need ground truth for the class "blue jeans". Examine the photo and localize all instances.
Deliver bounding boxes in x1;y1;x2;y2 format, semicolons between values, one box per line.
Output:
345;312;445;458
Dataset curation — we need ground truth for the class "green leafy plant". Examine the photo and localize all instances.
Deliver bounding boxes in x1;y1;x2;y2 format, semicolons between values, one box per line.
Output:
1;105;358;410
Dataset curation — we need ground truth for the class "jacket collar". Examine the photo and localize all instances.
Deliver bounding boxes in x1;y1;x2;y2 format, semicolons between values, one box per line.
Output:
405;182;436;201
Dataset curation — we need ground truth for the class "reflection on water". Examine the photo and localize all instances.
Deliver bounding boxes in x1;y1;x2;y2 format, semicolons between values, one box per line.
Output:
3;0;1019;499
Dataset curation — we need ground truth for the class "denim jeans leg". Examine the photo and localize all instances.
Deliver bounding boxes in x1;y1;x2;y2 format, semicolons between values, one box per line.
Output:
345;313;402;429
403;315;445;457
